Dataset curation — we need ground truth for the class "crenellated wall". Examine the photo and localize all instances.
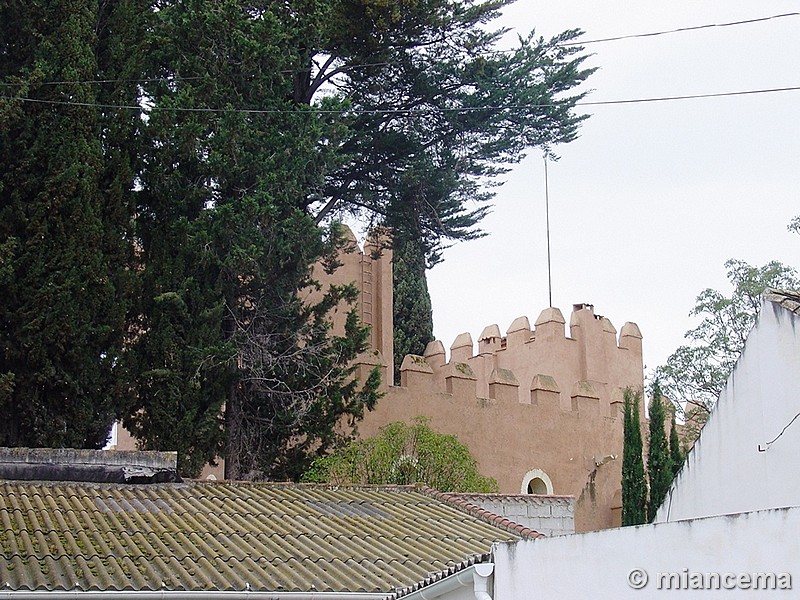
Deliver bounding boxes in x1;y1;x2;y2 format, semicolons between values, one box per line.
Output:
396;303;643;410
356;302;645;532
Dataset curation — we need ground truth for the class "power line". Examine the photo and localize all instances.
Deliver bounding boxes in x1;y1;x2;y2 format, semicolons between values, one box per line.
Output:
578;86;800;106
758;411;800;452
560;12;800;46
2;85;798;115
0;76;205;88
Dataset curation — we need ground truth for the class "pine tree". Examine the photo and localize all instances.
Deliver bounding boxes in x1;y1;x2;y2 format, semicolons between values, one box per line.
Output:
621;388;647;526
0;0;136;448
647;380;673;521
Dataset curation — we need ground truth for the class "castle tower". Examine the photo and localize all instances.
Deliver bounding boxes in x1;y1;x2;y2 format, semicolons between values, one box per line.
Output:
307;225;394;380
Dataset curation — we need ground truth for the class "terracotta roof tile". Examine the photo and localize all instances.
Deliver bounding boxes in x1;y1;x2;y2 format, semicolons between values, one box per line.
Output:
0;481;522;594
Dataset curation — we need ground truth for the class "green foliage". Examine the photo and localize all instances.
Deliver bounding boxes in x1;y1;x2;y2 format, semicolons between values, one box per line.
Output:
655;259;799;433
305;0;595;262
128;2;378;479
302;417;498;493
0;0;137;448
123;284;233;477
227;268;383;482
621;388;647;526
0;0;592;477
647;381;672;521
669;414;683;478
392;236;434;384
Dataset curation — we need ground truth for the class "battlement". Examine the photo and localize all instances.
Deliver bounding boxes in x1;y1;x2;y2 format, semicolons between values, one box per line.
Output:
358;300;644;533
309;228;643;417
392;303;642;415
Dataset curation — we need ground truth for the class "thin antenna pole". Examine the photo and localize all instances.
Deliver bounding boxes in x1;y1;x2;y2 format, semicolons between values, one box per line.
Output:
544;154;553;308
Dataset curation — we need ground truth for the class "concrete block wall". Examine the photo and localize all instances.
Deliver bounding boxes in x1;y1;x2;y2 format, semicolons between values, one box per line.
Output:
452;494;576;537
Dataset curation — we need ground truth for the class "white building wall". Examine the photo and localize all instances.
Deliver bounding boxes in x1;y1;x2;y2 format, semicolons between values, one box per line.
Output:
493;506;799;599
656;296;800;523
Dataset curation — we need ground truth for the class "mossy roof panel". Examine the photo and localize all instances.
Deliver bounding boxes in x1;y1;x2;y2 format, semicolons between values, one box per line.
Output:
0;482;525;594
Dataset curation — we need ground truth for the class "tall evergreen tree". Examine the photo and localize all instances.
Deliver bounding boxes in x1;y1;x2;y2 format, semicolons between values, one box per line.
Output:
129;0;591;478
621;388;647;526
0;0;137;448
128;1;380;478
647;380;673;521
302;1;594;385
392;235;434;384
669;414;684;478
296;0;594;261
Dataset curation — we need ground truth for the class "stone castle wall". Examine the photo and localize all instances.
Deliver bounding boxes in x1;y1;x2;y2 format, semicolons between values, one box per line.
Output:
356;304;643;532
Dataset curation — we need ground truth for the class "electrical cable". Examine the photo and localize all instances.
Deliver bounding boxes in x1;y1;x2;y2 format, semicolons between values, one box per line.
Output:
560;12;799;46
758;411;800;452
2;85;798;115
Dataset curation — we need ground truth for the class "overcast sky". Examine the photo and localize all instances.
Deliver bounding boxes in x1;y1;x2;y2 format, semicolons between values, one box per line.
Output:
421;1;799;375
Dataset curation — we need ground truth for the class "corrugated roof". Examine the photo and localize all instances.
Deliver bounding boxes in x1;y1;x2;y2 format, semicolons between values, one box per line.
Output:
0;481;528;594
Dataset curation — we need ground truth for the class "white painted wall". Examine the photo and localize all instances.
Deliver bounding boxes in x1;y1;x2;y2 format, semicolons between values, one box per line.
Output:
656;295;800;522
493;506;799;599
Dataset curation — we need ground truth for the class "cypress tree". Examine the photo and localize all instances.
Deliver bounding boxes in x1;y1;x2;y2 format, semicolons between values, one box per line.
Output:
621;388;647;526
669;414;684;478
647;380;673;521
301;0;594;260
0;0;135;448
392;235;434;385
128;1;380;479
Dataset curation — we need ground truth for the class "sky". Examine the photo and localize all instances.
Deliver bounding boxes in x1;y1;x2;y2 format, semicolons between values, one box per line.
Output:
419;1;800;375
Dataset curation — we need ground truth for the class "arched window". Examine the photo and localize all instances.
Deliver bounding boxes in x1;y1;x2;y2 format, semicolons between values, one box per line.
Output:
527;477;548;495
521;468;554;495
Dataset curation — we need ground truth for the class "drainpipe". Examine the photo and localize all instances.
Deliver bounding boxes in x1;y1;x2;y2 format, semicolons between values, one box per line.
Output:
472;563;494;600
